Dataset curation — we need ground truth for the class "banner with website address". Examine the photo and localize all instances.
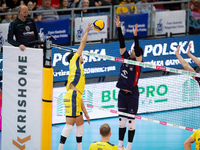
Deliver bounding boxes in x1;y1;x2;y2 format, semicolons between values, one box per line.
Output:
36;18;69;44
118;13;148;37
2;46;43;150
52;74;200;124
74;15;108;42
154;10;186;35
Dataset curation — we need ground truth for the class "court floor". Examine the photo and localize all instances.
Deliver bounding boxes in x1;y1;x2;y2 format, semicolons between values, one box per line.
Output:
0;116;196;150
50;117;195;150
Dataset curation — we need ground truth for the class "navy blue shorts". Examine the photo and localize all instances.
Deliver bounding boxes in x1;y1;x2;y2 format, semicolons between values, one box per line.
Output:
118;90;139;119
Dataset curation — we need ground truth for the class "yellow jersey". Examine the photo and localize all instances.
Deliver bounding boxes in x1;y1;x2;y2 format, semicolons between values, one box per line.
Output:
66;53;85;94
89;141;118;150
116;2;137;15
191;129;200;150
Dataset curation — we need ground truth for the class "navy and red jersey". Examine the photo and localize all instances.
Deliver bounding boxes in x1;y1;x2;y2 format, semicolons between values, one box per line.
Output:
116;50;142;93
195;77;200;86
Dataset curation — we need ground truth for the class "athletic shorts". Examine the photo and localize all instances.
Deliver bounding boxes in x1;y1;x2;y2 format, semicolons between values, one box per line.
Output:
64;89;82;117
118;90;139;119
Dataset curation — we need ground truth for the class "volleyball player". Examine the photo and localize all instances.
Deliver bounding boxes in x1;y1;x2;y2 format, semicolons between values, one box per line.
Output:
89;123;118;150
114;16;143;150
175;44;200;85
58;23;93;150
184;128;200;150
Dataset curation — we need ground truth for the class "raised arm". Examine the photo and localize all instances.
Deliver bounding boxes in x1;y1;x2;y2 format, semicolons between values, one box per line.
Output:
114;16;126;55
175;45;195;73
76;23;93;56
133;24;143;62
187;43;200;67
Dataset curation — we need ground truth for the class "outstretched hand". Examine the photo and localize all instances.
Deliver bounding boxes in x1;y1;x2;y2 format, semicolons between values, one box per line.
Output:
85;23;93;33
187;43;191;56
175;45;181;55
133;24;138;36
114;16;121;28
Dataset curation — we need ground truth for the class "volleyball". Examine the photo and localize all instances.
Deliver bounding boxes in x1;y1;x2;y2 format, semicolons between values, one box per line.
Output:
93;20;105;31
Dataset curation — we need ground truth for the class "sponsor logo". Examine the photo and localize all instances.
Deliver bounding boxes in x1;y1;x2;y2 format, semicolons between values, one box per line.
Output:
121;22;126;35
52;49;106;67
115;57;124;63
25;26;30;32
23;31;34;36
0;32;4;47
156;19;163;33
76;26;83;40
39;28;45;42
121;69;128;79
143;40;194;57
12;135;31;149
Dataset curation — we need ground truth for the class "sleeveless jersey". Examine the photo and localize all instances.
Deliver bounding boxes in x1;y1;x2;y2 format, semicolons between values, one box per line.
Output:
116;50;142;92
66;53;85;94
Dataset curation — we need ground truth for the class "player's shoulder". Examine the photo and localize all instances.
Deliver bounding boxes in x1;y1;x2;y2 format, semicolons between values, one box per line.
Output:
91;141;98;144
106;142;118;150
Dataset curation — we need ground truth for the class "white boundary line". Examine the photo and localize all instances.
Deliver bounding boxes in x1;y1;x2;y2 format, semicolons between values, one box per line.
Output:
86;104;197;132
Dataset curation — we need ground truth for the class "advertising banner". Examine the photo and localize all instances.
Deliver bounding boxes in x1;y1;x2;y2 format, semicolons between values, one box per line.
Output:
2;46;43;150
52;74;200;124
74;15;107;42
0;23;11;47
35;18;69;44
189;11;200;29
119;14;148;37
154;10;186;35
52;34;200;82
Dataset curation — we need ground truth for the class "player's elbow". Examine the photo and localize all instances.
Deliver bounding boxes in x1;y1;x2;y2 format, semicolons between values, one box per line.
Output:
183;141;191;148
80;40;87;46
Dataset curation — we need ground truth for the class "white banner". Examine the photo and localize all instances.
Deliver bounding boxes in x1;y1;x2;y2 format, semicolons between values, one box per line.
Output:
0;23;11;47
154;10;186;35
2;46;43;150
52;74;200;124
75;15;108;42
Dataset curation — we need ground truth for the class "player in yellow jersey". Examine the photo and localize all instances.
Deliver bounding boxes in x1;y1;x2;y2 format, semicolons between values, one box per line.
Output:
184;128;200;150
89;123;118;150
58;23;93;150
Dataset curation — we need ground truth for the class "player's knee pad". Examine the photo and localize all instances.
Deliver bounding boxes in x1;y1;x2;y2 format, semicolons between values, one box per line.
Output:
75;124;84;137
128;119;135;130
61;124;74;137
119;117;127;128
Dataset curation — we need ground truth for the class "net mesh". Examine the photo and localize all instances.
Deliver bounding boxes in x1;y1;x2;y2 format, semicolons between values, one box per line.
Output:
81;51;200;130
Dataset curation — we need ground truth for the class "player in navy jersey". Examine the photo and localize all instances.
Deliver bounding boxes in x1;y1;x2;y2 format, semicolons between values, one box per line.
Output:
175;43;200;86
114;16;143;150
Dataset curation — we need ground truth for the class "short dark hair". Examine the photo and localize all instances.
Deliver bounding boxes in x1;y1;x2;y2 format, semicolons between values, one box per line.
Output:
100;123;111;136
67;51;75;63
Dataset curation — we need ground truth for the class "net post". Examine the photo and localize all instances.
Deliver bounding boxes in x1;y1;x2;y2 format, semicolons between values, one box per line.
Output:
41;37;55;150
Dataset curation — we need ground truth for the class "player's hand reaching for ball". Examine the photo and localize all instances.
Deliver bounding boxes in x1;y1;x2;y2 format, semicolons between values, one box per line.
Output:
86;23;93;33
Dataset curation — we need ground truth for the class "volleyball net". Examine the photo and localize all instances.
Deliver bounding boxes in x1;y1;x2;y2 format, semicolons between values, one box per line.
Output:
52;45;200;131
